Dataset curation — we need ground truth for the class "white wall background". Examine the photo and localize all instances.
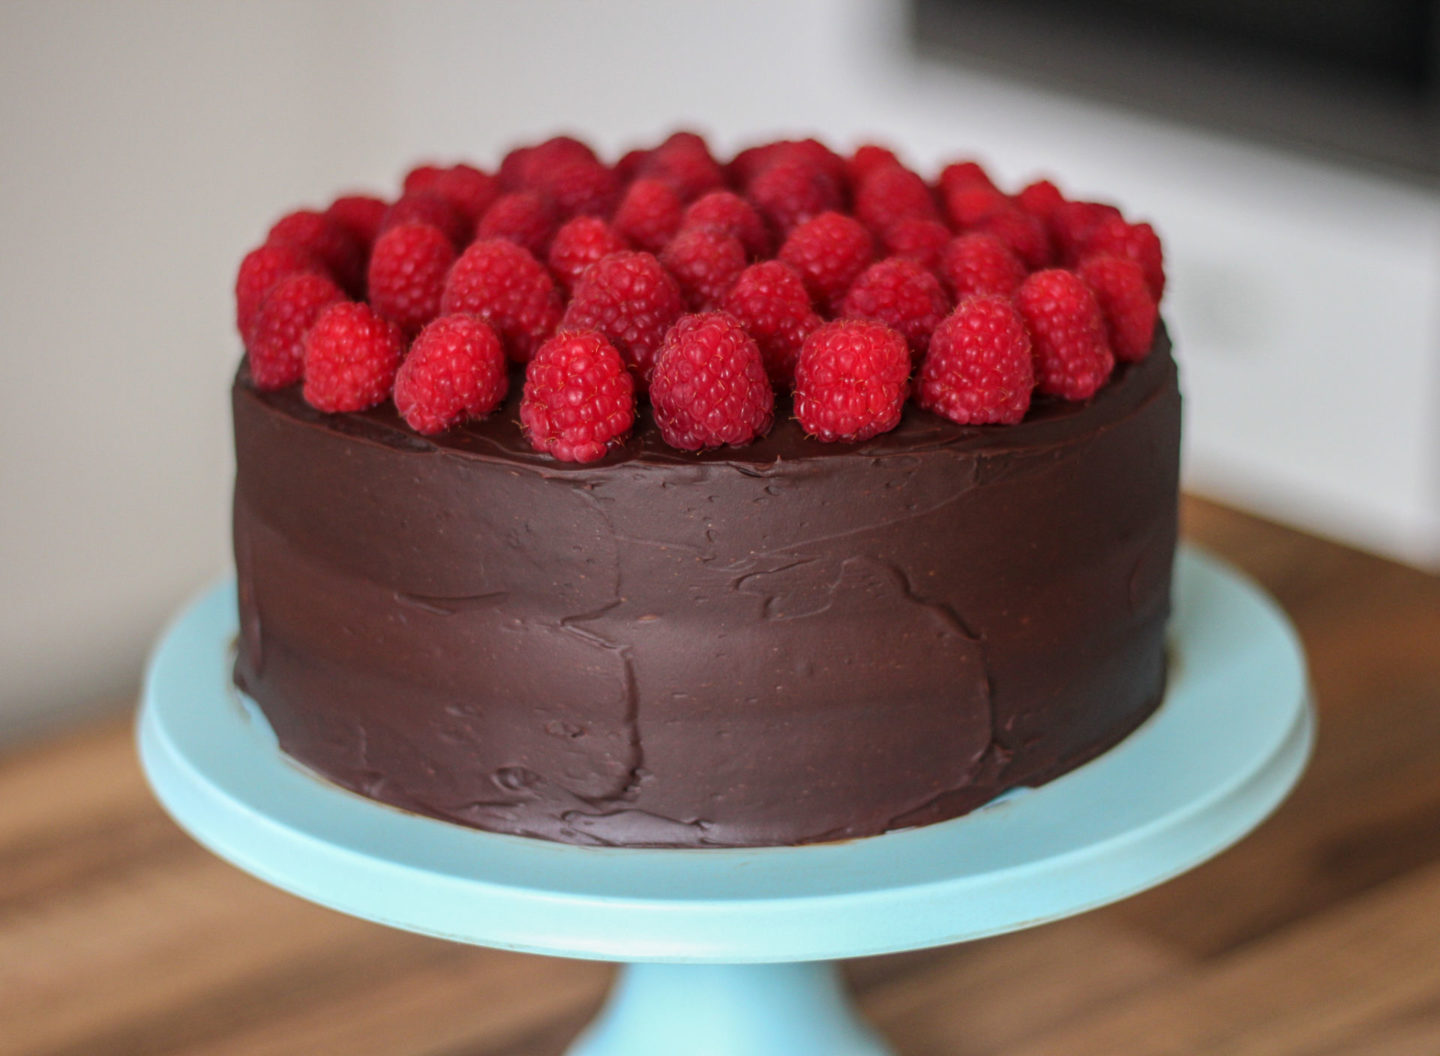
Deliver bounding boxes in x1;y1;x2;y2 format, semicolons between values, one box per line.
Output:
2;0;1437;743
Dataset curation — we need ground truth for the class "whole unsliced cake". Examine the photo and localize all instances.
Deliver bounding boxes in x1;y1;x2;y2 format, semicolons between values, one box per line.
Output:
231;132;1180;847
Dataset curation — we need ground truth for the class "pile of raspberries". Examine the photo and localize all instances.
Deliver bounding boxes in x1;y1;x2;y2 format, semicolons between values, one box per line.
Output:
236;132;1164;462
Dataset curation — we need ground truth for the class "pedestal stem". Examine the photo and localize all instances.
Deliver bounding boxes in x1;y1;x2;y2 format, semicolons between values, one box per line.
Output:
566;960;894;1056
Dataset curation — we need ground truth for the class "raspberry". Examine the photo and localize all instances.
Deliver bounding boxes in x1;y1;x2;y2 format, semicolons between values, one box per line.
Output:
937;160;997;195
614;147;651;183
880;217;952;272
520;329;636;462
500;135;598;189
793;320;911;443
938;233;1026;299
847;144;901;187
853;163;940;235
245;272;346;390
430;164;501;224
729;139;847;190
476;190;558;258
1077;255;1158;362
547;216;628;294
379;192;470;249
531;158;619;218
366;222;455;334
560;251;685;382
651;312;774;450
302;302;404;413
746;158;844;234
325;194;388;250
612;178;684;253
441;239;563;362
640;131;726;201
941;183;1009;229
916;296;1034;425
972;207;1052;269
1080;217;1165;300
660;226;747;309
778;212;876;314
402;164;446;195
394;315;508;434
1049;200;1123;264
1015;269;1114;400
840;258;950;361
720;261;821;387
235;242;322;344
266;209;365;295
680;191;772;258
1015;179;1064;220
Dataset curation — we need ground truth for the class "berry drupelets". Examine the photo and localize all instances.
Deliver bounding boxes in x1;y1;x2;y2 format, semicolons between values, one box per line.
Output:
234;130;1165;459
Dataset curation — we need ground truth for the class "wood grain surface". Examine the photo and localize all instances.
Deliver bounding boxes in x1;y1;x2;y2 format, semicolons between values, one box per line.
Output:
2;496;1437;1055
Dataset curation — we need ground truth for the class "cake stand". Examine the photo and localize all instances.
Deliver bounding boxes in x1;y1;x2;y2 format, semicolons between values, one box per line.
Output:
137;546;1312;1056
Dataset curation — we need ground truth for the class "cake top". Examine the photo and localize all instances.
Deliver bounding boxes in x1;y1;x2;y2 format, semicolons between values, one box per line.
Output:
235;131;1165;463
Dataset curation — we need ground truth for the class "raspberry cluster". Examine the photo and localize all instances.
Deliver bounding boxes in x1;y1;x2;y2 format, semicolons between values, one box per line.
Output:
236;133;1165;461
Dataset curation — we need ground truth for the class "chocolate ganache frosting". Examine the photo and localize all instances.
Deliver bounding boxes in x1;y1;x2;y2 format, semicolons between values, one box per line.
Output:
232;328;1181;847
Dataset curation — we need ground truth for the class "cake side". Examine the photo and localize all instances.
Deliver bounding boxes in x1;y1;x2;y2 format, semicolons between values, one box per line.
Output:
233;331;1179;847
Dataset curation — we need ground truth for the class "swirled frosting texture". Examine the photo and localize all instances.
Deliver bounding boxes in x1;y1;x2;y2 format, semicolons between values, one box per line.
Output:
232;331;1181;846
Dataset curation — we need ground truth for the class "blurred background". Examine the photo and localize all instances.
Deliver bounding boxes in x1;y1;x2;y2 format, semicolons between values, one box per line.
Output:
2;0;1437;745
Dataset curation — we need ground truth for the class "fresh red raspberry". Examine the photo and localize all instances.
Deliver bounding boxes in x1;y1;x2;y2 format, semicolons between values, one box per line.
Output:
235;242;322;345
972;207;1052;269
1015;179;1064;220
430;164;501;224
853;163;940;235
1015;269;1114;400
1077;255;1158;362
441;239;563;362
1049;200;1123;264
393;315;508;434
499;135;599;189
679;191;772;258
560;251;685;383
531;158;619;219
777;212;876;314
793;320;911;443
840;258;951;361
650;312;774;450
266;209;365;295
640;131;726;201
325;194;388;250
245;272;346;390
476;190;559;258
847;144;902;187
612;178;684;253
660;227;747;309
379;192;470;249
729;139;847;190
1080;216;1165;300
719;261;821;387
937;160;998;195
916;296;1034;425
614;147;651;183
366;222;455;335
941;183;1009;229
520;329;636;462
880;217;952;272
938;233;1026;299
302;302;404;413
402;163;446;195
746;158;844;234
547;216;629;294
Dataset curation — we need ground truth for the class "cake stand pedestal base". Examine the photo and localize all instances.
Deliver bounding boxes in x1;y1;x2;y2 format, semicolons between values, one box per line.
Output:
138;547;1311;1056
572;962;890;1056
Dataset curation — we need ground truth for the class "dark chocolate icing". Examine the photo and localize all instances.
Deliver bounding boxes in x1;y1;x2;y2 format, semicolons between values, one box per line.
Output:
232;329;1181;846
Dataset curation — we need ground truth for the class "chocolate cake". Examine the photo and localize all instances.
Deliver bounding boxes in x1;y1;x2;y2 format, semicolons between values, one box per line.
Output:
230;133;1181;847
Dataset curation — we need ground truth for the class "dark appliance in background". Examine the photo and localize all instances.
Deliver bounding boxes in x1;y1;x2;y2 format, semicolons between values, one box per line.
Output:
911;0;1438;184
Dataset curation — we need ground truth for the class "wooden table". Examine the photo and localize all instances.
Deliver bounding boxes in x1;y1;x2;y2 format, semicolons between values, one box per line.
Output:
3;497;1437;1056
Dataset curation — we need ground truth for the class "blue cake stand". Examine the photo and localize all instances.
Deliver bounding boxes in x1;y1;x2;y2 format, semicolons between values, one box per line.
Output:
138;546;1311;1056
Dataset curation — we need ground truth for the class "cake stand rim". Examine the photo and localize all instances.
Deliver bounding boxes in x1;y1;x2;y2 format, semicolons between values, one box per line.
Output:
136;544;1313;963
